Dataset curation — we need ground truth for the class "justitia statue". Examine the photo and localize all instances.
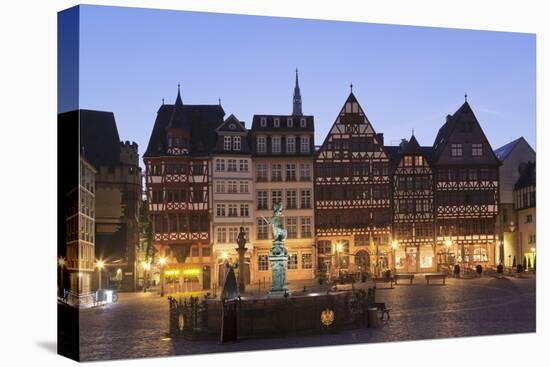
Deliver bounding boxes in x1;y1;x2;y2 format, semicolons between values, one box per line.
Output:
265;202;288;296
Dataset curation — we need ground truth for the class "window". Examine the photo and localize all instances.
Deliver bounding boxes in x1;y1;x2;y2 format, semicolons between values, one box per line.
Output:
202;247;211;257
302;253;313;269
300;118;306;128
286;163;296;181
317;240;331;254
404;156;413;167
216;204;226;217
239;181;249;193
223;136;232;151
288;253;298;269
257;191;268;210
274;118;280;128
286;136;296;153
451;143;463;157
271;163;282;181
301;217;312;238
287;217;297;239
232;136;241;151
300;163;311;181
240;204;249;217
256;163;267;181
217;227;227;243
225;227;237;243
272;136;281;153
191;247;199;257
239;159;249;172
257;219;269;240
300;136;310;153
354;234;370;246
216;181;225;193
469;169;478;181
260;117;267;127
215;159;225;171
526;214;533;223
227;181;238;193
287;118;293;128
472;143;483;157
257;136;266;153
286;190;297;209
228;204;238;217
258;254;269;270
227;159;237;172
272;191;282;207
414;156;423;166
300;190;311;208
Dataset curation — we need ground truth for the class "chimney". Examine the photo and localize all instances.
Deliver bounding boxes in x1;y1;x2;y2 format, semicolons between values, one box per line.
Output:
376;133;384;145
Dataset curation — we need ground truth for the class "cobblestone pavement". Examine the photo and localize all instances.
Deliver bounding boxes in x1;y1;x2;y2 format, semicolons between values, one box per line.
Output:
79;276;536;361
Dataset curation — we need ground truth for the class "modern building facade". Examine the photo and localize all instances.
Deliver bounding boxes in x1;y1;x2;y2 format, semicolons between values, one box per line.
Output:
143;87;224;292
314;91;392;278
494;137;536;267
65;156;96;295
210;114;254;287
250;71;316;284
514;161;536;269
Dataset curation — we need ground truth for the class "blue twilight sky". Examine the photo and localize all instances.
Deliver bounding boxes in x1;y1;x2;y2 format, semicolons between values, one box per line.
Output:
68;5;536;162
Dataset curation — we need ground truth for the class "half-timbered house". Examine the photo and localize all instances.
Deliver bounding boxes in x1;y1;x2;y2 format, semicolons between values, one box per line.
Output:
143;86;224;292
314;91;391;277
432;100;501;268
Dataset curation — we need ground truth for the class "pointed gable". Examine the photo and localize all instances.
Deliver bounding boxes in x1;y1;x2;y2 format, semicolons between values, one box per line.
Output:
316;92;387;161
432;101;500;166
217;114;246;133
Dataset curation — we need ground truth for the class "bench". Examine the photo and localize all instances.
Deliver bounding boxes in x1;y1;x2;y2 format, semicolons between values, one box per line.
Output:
373;277;394;289
394;274;415;285
425;273;446;285
375;302;392;320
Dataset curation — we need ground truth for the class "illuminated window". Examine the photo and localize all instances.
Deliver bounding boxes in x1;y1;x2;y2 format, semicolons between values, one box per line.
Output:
257;219;268;240
302;253;313;269
288;253;298;269
258;255;269;271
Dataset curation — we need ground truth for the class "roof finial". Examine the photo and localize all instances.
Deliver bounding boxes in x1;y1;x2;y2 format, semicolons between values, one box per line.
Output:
218;97;221;106
464;93;468;102
162;97;165;105
350;83;353;93
412;128;415;136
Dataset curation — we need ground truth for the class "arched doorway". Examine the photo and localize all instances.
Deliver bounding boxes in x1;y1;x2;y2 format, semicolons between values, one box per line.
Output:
355;250;370;273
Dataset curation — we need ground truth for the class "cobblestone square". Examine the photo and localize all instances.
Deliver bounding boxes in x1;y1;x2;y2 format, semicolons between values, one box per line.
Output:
79;276;536;361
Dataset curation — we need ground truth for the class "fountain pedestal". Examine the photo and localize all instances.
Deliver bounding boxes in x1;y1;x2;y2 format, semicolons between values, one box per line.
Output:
268;240;288;297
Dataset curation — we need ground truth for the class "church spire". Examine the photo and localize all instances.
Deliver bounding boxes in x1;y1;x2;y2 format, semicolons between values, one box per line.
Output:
292;68;303;116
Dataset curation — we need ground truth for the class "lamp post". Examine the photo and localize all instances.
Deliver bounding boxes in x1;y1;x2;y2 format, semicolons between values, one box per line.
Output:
58;257;66;293
336;242;343;280
391;240;398;274
158;256;166;297
96;260;105;291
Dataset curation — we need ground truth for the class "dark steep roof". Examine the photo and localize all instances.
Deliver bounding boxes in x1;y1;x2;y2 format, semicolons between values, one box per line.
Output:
79;109;122;168
385;135;433;172
432;102;474;160
251;114;314;131
167;88;189;129
515;161;536;189
144;103;225;157
494;137;526;161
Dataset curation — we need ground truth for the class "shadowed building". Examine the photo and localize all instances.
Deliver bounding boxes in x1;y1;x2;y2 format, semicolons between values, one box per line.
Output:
143;86;224;293
79;109;142;291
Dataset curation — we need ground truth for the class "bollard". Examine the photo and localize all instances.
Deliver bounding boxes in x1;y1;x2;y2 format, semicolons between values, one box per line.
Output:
367;307;378;328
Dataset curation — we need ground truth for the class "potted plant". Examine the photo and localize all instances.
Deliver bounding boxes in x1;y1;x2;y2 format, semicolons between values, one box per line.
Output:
475;264;483;276
453;264;461;278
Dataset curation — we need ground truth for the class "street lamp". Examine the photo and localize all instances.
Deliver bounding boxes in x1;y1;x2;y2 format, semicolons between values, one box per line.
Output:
391;240;398;273
159;256;167;297
96;259;105;291
58;257;66;293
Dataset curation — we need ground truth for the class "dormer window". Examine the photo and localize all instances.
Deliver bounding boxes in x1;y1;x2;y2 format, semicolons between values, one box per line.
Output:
274;118;280;128
451;143;463;157
287;118;293;127
223;136;232;151
260;117;267;127
232;136;241;151
300;118;306;128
